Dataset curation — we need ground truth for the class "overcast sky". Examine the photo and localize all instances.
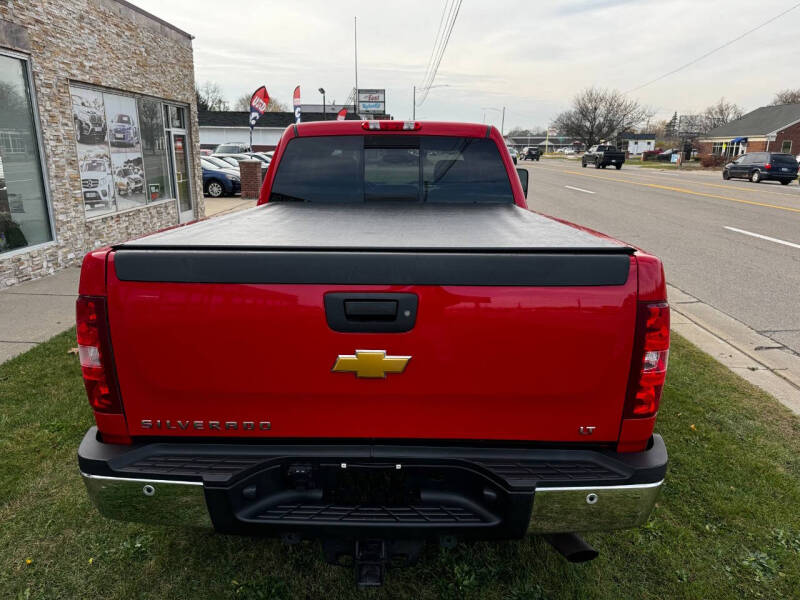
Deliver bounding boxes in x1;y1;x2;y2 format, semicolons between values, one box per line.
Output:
130;0;797;130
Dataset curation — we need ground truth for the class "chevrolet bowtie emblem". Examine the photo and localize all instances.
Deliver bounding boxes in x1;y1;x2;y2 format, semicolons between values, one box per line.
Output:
332;350;411;379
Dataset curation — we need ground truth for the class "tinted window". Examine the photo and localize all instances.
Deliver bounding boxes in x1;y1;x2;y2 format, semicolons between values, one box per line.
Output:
270;135;513;203
771;153;797;165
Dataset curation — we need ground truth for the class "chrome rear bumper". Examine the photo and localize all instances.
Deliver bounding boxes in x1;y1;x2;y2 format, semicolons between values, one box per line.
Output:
81;475;663;535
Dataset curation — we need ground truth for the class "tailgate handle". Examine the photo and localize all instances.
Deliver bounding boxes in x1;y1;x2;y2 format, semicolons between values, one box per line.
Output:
325;293;418;333
344;300;397;321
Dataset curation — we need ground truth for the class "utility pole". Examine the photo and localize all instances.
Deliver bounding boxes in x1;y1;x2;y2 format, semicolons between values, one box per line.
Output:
412;85;415;120
500;106;505;136
318;88;326;120
353;16;358;117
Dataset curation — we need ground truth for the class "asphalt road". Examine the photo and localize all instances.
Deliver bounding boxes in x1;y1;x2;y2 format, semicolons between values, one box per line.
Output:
519;158;800;355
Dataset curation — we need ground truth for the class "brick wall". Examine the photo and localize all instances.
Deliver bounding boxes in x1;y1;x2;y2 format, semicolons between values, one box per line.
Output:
772;121;800;155
239;161;262;200
0;0;204;287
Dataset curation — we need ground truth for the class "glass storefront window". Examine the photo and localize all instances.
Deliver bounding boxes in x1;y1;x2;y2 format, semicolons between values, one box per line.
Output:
70;84;192;217
0;54;52;254
138;98;172;202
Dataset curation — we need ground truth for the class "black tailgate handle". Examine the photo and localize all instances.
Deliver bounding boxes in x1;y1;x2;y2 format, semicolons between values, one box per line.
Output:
325;293;418;333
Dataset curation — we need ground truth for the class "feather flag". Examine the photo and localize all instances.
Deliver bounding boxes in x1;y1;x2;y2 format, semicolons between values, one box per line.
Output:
293;86;301;124
336;108;347;121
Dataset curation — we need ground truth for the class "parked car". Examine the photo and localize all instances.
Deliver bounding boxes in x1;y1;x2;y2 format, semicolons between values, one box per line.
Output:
199;149;214;156
110;114;139;147
214;142;251;154
521;147;541;161
80;159;114;209
216;153;268;176
506;144;518;164
722;152;798;184
77;120;669;587
582;144;625;169
201;157;240;197
246;152;272;165
72;95;106;143
114;166;143;196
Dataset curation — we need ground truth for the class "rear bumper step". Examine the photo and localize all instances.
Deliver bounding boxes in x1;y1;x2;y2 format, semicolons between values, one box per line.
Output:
78;428;666;538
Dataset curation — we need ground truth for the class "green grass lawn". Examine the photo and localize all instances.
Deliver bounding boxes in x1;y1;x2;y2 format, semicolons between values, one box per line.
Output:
2;330;800;599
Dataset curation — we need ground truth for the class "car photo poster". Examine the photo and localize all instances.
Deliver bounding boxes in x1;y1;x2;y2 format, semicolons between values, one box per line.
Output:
70;85;146;218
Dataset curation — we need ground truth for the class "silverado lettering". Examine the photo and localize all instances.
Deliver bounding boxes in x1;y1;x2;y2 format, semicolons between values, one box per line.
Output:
76;120;669;587
139;419;272;431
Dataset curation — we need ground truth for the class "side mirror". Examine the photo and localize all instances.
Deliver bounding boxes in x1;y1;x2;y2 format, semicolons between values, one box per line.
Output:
516;168;529;197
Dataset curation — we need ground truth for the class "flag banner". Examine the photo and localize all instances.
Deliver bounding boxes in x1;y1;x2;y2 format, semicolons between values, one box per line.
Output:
293;86;301;124
249;86;270;130
336;108;347;121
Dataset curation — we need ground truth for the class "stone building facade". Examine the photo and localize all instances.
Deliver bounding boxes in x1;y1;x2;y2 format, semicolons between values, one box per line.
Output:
0;0;204;287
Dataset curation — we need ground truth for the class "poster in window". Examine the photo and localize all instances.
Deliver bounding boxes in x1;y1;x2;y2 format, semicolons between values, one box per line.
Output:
104;93;146;208
70;86;115;217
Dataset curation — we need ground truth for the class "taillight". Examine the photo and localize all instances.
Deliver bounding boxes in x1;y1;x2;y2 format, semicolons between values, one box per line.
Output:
76;296;123;414
361;120;421;131
624;301;670;419
764;163;771;170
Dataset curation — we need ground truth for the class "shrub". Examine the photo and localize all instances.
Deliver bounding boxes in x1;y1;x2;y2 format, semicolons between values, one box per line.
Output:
642;150;661;161
700;154;727;168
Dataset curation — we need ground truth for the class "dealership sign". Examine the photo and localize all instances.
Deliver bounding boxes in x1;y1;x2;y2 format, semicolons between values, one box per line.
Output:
357;89;385;114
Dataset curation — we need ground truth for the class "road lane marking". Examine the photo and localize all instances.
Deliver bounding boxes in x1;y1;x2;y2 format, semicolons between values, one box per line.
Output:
540;163;800;199
724;226;800;249
559;169;800;214
564;185;595;194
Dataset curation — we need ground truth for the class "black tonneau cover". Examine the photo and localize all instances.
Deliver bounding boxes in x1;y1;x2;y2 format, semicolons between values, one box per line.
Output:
114;204;634;286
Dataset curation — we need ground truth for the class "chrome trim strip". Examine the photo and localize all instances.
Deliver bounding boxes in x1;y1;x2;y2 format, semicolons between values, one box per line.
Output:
80;472;204;486
535;480;664;493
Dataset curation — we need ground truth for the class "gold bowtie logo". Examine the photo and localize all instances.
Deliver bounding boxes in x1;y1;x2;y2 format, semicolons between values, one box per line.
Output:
332;350;411;379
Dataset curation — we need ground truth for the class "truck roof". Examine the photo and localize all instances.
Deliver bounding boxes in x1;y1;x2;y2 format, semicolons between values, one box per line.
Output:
291;120;493;138
119;203;631;253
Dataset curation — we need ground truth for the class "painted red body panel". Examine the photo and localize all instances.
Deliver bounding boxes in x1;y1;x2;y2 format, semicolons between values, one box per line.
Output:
257;121;528;208
77;122;670;449
105;258;639;442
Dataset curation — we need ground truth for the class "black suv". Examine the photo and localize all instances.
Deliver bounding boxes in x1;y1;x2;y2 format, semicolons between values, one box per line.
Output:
722;152;798;185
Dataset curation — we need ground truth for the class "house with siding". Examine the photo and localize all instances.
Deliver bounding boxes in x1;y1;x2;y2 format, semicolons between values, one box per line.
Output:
697;104;800;158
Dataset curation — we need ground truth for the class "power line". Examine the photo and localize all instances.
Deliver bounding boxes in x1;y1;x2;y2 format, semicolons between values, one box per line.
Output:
417;0;463;106
624;1;800;94
419;1;450;96
418;0;459;102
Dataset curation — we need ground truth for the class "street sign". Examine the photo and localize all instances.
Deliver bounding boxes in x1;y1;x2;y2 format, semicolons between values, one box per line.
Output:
357;89;385;114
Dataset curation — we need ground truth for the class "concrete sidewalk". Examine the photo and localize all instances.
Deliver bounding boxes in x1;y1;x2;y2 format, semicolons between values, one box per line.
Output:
0;267;80;363
0;196;258;364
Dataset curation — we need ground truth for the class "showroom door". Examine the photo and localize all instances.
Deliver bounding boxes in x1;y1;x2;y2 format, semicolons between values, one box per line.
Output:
170;132;193;223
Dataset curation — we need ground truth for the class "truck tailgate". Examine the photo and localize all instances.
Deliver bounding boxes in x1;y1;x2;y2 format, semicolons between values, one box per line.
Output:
106;204;638;443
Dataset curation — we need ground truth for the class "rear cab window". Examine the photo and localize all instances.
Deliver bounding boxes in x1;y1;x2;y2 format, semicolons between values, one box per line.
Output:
270;135;514;203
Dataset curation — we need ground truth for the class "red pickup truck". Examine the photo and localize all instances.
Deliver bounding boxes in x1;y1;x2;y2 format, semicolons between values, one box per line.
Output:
76;120;668;586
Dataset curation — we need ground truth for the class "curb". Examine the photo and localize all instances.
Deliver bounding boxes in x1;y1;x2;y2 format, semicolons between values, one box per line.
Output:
668;284;800;415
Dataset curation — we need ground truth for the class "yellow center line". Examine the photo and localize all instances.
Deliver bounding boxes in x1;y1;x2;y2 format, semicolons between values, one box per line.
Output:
585;167;799;199
556;169;800;214
531;161;800;199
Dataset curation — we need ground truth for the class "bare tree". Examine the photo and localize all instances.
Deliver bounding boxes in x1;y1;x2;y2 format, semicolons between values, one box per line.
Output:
195;81;229;111
700;98;743;133
233;93;288;112
552;87;652;148
770;89;800;105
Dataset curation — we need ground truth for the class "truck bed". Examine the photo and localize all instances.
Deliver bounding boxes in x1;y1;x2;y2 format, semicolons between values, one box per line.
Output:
121;203;631;252
114;204;633;287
